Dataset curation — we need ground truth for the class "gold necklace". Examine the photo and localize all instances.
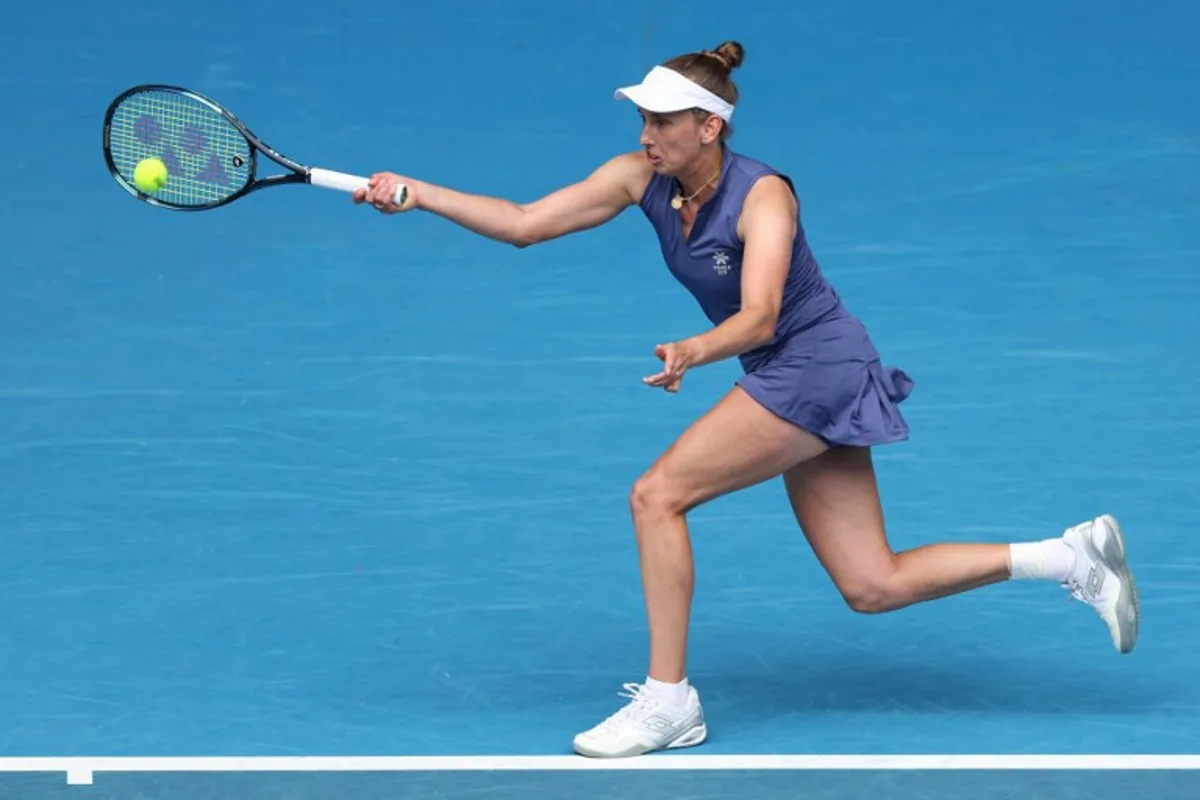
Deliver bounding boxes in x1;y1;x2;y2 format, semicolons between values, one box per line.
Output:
671;166;722;210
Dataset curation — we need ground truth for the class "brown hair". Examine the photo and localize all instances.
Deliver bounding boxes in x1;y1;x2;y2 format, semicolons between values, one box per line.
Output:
662;40;745;139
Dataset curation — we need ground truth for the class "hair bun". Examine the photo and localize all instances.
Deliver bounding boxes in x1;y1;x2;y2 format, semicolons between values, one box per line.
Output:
710;40;745;72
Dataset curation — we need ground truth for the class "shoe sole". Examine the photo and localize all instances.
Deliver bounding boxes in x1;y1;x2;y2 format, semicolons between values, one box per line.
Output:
573;722;708;759
1092;514;1139;654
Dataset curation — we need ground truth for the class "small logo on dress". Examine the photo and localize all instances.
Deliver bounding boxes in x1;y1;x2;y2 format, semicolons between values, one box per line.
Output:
712;250;731;275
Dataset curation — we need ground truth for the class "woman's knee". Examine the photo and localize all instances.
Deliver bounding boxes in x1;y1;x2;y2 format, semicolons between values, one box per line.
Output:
629;464;691;521
836;568;904;614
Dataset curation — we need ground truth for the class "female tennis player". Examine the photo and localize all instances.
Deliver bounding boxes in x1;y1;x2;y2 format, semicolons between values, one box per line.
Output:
353;41;1139;759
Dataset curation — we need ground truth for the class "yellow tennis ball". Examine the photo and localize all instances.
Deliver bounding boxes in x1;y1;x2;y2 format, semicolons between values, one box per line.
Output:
133;158;168;193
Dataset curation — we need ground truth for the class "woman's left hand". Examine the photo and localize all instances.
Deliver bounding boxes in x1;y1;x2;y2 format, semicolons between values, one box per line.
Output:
643;341;696;393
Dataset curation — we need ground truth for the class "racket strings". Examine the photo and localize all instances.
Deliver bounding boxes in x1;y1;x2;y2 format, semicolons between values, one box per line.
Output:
108;90;253;208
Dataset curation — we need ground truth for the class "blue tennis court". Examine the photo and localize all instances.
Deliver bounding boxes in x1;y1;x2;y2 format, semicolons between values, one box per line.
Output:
2;0;1198;797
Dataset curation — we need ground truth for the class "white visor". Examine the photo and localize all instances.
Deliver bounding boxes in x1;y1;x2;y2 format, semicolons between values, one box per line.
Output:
614;66;734;121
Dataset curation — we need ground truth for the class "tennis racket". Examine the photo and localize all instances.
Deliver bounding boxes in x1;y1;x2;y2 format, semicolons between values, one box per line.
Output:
102;84;406;211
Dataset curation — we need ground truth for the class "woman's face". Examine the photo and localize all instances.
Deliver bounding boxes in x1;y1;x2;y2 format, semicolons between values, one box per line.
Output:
637;109;720;175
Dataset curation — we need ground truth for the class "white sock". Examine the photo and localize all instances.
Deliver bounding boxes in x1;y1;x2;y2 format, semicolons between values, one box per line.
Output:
1008;537;1076;581
644;676;690;708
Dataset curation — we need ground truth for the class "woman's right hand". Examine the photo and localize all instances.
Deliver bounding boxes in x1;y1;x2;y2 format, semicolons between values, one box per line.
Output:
353;172;418;214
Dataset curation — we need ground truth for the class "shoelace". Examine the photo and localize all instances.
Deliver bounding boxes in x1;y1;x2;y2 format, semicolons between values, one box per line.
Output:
598;683;659;729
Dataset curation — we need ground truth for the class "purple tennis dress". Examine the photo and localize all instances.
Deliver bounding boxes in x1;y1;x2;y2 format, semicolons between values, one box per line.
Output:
639;146;914;447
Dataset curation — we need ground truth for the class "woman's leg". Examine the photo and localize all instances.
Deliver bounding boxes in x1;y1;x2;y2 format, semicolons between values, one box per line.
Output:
573;386;827;758
782;446;1010;613
628;387;828;682
783;447;1139;650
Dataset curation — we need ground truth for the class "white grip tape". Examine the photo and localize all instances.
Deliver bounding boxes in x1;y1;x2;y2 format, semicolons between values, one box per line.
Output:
309;168;407;206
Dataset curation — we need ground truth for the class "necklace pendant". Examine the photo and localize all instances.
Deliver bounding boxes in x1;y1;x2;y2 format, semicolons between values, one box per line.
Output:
670;194;683;210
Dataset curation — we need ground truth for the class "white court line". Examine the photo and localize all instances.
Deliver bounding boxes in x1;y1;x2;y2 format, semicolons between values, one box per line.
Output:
1;755;1199;786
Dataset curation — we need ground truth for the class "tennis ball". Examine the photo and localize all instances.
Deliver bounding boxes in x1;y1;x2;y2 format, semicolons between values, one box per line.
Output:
133;158;168;193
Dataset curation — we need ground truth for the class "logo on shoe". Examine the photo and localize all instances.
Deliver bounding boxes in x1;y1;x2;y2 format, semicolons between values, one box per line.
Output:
640;715;677;732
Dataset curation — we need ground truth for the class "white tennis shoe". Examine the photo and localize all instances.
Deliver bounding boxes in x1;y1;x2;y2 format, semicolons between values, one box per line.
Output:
1063;514;1139;653
573;682;707;758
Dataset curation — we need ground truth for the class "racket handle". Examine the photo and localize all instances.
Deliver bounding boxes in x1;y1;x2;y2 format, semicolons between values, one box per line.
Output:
309;167;408;206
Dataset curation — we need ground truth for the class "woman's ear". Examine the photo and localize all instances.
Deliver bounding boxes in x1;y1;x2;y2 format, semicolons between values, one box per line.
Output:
700;114;724;145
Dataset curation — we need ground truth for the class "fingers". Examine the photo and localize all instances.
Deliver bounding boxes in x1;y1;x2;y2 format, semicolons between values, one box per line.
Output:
660;343;684;381
366;173;396;207
642;369;684;391
644;342;687;391
359;172;407;213
665;346;685;378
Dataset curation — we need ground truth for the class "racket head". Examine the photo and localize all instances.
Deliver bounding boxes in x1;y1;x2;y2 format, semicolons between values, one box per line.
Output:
103;85;280;210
